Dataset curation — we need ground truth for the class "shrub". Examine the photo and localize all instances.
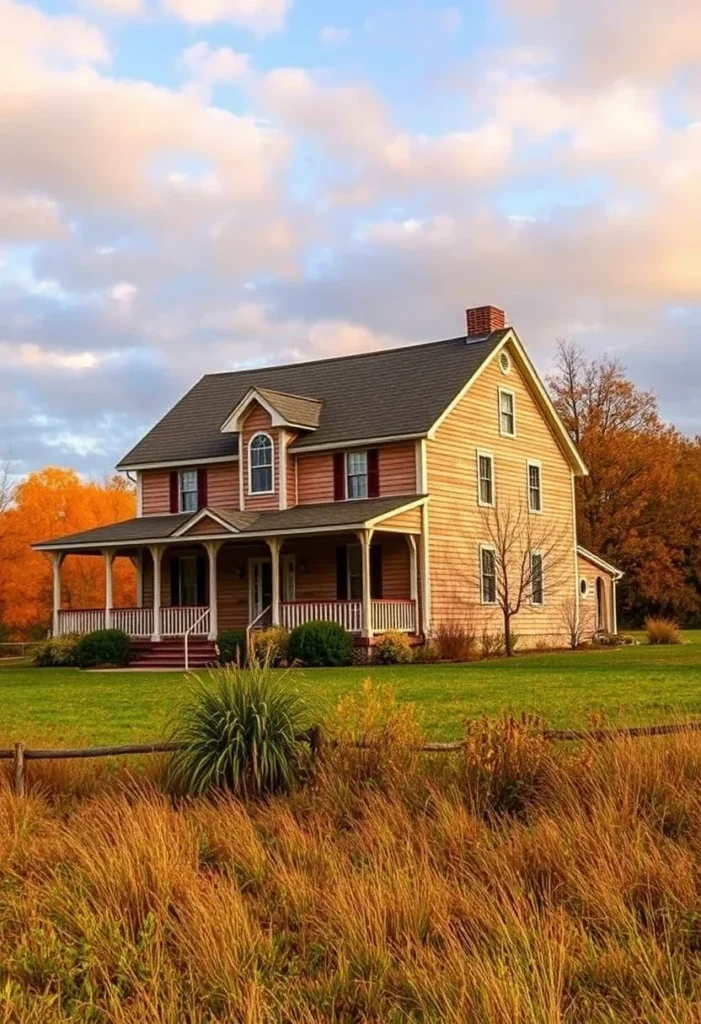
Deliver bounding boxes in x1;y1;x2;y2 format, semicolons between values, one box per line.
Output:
33;634;81;667
217;629;247;666
435;620;477;661
374;630;413;665
480;630;506;658
252;626;290;667
412;640;440;663
645;617;683;645
288;620;353;667
464;713;550;817
166;663;314;798
75;629;131;669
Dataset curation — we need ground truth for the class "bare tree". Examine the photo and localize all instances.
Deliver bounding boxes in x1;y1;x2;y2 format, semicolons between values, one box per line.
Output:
466;501;574;656
560;596;584;650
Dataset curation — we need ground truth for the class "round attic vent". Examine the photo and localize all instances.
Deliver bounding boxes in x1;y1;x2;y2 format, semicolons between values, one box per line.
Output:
499;351;511;374
580;578;589;598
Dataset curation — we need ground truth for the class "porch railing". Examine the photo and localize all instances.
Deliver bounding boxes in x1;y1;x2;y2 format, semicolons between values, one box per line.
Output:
371;599;417;634
281;601;363;633
56;607;210;638
281;600;417;634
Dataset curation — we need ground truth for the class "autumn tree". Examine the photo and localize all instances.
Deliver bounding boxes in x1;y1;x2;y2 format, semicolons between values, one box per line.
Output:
0;467;136;638
548;341;701;623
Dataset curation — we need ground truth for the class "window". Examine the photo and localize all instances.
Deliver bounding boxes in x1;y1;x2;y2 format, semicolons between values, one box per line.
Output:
527;461;542;512
580;578;589;598
347;545;363;600
346;451;368;500
249;433;273;494
480;546;497;604
531;551;544;606
499;388;516;436
477;451;494;507
179;470;198;512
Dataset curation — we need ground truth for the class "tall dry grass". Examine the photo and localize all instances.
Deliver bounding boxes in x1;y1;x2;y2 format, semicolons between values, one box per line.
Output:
3;692;701;1021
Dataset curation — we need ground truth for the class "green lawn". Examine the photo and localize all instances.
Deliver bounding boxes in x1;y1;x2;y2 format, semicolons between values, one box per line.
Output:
2;633;701;744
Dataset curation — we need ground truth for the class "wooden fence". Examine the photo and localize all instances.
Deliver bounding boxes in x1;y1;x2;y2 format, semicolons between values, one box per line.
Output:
3;722;701;796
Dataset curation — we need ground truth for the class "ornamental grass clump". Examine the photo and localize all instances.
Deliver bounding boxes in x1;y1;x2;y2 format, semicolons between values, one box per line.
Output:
645;616;683;645
166;662;315;799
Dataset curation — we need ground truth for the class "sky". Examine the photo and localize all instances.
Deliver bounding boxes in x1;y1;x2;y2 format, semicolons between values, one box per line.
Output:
1;0;700;477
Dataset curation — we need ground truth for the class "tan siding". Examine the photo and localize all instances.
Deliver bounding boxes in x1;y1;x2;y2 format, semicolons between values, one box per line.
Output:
577;553;616;636
141;470;171;515
379;533;411;598
241;404;280;511
427;345;578;647
375;506;422;533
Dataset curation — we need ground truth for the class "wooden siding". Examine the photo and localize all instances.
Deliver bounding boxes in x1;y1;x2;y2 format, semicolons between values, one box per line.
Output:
241;403;280;512
294;441;417;506
141;463;239;516
375;505;422;534
182;515;227;538
296;452;335;504
426;344;579;647
379;442;417;496
378;532;411;599
577;552;615;636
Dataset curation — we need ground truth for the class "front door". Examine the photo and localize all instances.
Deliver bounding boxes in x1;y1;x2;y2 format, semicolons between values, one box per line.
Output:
250;559;273;621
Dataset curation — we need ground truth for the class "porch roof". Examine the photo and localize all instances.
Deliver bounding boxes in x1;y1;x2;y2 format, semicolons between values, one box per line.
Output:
33;495;427;552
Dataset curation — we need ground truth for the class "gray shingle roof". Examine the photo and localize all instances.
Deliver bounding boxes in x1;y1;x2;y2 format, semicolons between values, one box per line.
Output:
255;388;322;428
34;496;424;550
117;330;509;468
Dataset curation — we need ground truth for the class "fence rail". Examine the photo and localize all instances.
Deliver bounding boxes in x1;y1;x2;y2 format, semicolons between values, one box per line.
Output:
3;721;701;796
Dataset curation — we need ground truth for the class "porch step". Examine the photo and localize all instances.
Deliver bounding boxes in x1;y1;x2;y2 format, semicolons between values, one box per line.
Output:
129;638;218;670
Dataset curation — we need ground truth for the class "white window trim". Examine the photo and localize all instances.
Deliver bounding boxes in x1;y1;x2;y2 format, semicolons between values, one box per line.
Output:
498;387;517;438
479;543;498;606
345;449;369;501
476;449;495;508
530;549;545;607
248;432;275;496
526;458;543;514
179;469;198;513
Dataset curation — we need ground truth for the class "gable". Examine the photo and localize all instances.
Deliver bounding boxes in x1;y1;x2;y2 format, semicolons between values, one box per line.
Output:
180;514;230;538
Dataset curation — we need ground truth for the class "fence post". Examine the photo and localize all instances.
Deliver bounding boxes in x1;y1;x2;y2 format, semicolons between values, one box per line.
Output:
13;743;25;797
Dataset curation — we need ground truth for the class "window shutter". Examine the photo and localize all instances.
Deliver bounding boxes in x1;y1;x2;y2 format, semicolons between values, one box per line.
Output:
370;543;383;599
196;555;208;606
367;449;380;498
170;557;180;606
169;471;179;513
197;467;208;509
333;453;345;501
336;546;348;600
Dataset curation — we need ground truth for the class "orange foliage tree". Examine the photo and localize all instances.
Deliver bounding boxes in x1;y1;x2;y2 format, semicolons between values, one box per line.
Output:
0;467;136;638
548;342;701;624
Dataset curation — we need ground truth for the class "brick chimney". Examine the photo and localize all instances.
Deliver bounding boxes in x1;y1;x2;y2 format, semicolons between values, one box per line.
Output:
466;305;506;338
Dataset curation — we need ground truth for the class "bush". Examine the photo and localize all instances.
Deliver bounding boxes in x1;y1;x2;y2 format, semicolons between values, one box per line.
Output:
480;630;506;658
374;630;413;665
253;626;290;667
217;629;247;666
33;634;81;667
435;620;477;661
464;713;550;817
645;617;683;645
166;663;314;798
412;640;440;663
288;620;353;667
76;629;131;669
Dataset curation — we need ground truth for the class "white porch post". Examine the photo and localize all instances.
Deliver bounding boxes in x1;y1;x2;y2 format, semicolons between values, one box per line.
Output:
419;504;431;637
103;549;115;629
52;552;65;636
407;535;418;633
266;537;282;626
358;528;375;638
612;579;618;635
204;541;222;640
150;545;164;641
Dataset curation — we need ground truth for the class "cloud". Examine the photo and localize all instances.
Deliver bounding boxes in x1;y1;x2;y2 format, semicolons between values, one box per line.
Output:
79;0;144;14
179;42;250;85
0;195;65;241
160;0;291;33
320;25;350;46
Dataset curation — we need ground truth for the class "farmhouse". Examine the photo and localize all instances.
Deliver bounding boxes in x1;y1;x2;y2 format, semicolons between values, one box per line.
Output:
35;305;620;664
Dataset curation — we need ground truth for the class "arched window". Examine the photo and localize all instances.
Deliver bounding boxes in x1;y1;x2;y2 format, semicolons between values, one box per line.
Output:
249;433;273;494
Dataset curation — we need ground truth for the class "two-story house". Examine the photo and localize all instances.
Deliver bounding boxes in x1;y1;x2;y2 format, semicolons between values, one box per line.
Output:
35;305;621;665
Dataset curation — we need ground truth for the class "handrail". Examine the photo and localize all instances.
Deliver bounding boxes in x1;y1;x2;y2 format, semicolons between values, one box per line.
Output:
246;605;271;654
184;608;211;672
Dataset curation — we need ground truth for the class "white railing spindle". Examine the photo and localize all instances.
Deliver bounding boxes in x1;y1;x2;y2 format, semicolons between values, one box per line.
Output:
280;600;416;634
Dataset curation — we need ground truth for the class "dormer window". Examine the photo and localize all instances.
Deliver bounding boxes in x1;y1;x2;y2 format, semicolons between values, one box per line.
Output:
249;433;274;494
179;470;198;512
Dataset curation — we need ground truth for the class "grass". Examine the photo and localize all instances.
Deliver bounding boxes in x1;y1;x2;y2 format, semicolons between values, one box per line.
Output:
1;631;701;744
3;705;701;1020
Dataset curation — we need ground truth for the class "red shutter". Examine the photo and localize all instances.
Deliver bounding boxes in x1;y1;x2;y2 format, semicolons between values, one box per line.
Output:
367;449;380;498
197;468;208;509
169;471;179;513
333;452;345;501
